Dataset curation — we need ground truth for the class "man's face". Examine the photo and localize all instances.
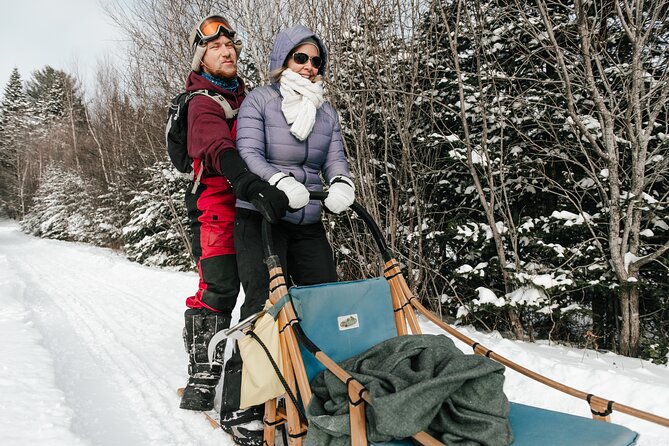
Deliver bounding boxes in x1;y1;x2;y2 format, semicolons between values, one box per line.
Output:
201;34;237;79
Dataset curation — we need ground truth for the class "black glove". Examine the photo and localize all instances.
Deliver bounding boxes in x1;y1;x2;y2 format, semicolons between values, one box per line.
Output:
219;150;290;224
249;183;290;224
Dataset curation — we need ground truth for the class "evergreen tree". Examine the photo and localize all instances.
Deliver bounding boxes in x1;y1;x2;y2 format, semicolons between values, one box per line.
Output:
412;0;668;357
20;162;96;241
89;181;130;249
26;66;85;126
122;161;192;271
411;0;617;338
0;68;31;218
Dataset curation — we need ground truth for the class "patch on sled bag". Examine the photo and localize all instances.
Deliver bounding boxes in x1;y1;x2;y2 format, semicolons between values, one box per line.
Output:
338;314;359;331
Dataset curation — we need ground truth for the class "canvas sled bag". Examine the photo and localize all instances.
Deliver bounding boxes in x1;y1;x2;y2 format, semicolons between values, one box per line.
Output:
238;304;285;409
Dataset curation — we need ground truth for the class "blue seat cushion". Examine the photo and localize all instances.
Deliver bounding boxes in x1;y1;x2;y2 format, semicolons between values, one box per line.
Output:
289;277;397;382
371;406;639;446
509;402;638;445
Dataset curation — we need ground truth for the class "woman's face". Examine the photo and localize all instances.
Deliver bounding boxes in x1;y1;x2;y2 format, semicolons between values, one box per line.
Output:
287;43;320;82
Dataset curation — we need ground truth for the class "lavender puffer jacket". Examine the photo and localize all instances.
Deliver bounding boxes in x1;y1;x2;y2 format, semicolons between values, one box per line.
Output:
235;25;351;225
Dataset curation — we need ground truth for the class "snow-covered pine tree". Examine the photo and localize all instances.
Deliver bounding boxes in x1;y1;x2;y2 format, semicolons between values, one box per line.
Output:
529;0;669;357
413;0;668;359
26;66;73;124
414;0;559;338
89;181;129;249
122;161;192;271
20;162;96;241
25;66;88;170
0;68;32;218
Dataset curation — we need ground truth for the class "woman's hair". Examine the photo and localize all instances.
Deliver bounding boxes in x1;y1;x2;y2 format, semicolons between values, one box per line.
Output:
270;66;288;83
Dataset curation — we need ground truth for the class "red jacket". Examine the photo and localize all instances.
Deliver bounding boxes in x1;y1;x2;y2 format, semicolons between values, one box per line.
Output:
186;72;246;180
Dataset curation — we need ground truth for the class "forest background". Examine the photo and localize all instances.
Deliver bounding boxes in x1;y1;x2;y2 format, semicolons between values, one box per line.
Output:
0;0;667;361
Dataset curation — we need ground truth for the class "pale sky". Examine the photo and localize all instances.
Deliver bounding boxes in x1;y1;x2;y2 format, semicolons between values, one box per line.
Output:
0;0;127;99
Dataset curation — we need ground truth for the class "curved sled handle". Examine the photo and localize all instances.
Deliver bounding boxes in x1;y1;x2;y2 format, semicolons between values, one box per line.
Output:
261;192;392;262
207;310;266;365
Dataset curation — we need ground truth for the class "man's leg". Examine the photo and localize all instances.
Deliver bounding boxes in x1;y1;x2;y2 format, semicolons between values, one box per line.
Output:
180;306;231;410
181;183;238;411
181;253;239;410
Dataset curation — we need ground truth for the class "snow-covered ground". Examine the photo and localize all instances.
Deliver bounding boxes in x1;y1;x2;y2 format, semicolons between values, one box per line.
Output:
1;220;668;445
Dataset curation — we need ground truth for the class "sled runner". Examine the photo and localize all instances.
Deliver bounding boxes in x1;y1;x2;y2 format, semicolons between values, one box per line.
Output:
218;192;668;445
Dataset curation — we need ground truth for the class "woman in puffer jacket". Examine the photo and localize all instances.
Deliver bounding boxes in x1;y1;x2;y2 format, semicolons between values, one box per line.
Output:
223;26;355;439
234;24;355;318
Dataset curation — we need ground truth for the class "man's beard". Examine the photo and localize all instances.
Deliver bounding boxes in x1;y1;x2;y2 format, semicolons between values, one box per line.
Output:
203;62;237;80
213;66;237;79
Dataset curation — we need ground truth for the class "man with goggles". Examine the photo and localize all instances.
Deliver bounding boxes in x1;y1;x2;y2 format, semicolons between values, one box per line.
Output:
179;14;287;446
190;15;243;72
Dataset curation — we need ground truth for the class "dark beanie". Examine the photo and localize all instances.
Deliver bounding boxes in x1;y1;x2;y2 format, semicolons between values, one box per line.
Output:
296;37;320;54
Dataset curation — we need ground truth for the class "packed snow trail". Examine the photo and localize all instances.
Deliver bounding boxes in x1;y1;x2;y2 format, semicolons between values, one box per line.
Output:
1;220;668;445
0;221;234;446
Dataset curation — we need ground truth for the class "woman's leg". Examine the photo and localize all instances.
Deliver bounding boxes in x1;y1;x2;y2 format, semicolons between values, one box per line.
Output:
220;208;288;445
286;221;337;286
234;208;291;320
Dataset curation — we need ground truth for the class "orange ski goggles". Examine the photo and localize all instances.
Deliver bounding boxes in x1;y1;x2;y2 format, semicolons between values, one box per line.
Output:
196;15;236;44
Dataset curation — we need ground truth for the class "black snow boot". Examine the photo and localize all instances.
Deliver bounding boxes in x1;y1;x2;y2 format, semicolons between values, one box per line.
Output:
180;308;230;411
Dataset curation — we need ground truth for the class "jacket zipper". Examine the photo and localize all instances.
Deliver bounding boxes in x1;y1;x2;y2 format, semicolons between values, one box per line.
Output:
297;137;310;224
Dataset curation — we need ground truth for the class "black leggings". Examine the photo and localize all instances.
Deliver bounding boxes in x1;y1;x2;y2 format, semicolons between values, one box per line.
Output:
234;208;337;319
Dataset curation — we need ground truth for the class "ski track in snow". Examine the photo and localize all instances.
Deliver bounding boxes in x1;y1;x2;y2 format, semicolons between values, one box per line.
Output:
1;222;234;446
2;220;669;445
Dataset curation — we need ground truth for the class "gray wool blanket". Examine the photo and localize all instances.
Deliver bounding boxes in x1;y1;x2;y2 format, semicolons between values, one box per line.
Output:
305;334;513;446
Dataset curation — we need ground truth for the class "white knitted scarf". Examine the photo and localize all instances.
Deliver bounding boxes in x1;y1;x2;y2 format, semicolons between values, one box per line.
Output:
279;69;325;141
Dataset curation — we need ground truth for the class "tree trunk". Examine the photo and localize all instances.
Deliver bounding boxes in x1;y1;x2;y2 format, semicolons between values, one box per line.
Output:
69;106;80;171
84;106;110;185
619;281;641;357
508;309;524;340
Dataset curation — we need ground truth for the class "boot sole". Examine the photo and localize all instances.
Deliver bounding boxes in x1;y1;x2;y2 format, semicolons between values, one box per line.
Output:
177;387;220;429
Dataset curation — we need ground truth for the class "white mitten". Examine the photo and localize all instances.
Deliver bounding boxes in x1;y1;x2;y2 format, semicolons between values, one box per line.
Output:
269;172;310;210
324;176;355;214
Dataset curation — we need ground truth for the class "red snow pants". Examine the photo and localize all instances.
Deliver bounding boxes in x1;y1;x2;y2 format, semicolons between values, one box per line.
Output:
184;165;239;315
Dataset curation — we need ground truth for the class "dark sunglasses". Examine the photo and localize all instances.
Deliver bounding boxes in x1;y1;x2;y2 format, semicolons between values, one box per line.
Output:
292;52;323;69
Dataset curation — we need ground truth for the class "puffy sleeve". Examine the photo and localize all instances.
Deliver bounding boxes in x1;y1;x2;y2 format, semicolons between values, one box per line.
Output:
235;90;282;181
321;104;351;183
